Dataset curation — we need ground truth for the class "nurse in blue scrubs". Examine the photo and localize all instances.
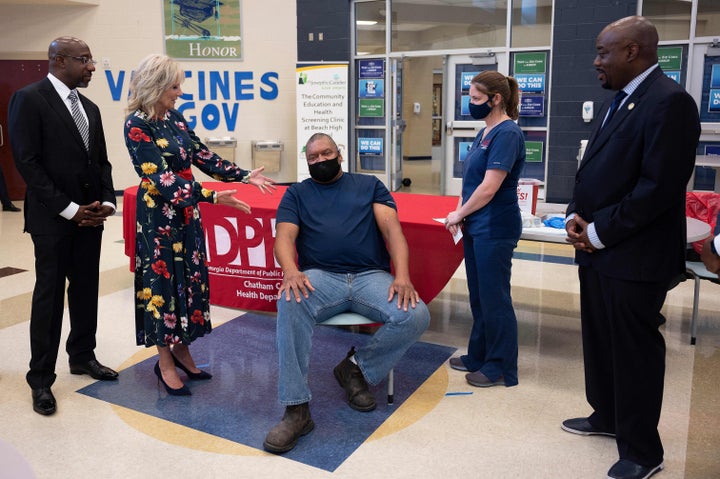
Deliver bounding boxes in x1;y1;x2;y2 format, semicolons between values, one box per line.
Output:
444;71;525;388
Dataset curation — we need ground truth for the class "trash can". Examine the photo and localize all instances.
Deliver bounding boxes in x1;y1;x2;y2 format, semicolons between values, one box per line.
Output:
205;137;237;162
252;140;282;173
517;178;542;215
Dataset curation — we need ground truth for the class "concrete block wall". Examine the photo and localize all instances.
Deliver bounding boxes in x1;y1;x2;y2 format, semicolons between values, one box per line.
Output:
297;0;351;62
546;0;638;203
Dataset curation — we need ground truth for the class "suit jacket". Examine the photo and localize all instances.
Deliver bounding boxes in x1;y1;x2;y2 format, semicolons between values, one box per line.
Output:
8;77;115;235
568;67;701;282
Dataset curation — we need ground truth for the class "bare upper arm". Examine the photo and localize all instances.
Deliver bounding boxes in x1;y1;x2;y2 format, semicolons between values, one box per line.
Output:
373;202;401;239
275;221;300;243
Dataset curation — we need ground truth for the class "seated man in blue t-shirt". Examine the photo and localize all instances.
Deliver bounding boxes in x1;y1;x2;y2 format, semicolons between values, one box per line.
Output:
263;133;430;454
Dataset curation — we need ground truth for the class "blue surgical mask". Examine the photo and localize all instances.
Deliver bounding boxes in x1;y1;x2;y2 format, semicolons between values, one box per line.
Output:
468;100;493;120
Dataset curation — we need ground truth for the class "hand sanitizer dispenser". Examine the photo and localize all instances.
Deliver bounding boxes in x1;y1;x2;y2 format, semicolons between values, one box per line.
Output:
582;101;594;123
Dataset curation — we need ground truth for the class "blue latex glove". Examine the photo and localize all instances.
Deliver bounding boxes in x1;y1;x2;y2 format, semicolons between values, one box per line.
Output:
543;216;566;229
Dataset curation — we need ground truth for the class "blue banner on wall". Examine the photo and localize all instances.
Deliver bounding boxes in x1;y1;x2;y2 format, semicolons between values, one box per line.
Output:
358;79;385;98
358;59;385;79
519;95;545;117
700;58;720;122
515;73;545;93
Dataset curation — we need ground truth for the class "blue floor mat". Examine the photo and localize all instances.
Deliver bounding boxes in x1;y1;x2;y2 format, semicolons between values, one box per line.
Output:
77;313;455;472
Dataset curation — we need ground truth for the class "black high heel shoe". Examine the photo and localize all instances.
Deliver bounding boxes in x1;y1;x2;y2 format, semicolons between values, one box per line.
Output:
171;354;212;380
154;361;191;396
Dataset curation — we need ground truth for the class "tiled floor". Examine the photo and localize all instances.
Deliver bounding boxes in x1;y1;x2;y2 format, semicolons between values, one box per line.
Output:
1;178;719;478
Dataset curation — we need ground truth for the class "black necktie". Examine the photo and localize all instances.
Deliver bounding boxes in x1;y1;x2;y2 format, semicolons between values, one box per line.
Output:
602;90;627;129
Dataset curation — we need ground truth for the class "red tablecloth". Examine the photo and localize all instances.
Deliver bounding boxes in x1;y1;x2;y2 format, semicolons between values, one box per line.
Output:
123;182;463;311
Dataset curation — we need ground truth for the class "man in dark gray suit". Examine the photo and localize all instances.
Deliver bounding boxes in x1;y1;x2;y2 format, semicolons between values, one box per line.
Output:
563;16;700;479
8;37;118;416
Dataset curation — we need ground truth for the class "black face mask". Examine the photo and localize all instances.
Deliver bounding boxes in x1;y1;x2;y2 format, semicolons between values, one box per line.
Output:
468;100;493;120
308;157;341;183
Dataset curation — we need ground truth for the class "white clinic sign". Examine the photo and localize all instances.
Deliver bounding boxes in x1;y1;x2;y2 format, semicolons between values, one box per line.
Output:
295;63;349;181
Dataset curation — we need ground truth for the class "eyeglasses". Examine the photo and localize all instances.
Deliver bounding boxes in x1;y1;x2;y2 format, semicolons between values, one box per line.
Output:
58;54;97;66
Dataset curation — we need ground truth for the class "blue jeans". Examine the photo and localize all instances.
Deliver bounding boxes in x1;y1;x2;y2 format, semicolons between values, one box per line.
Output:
276;269;430;405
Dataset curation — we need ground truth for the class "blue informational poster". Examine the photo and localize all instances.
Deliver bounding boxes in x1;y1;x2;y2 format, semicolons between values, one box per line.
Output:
514;73;545;93
519;95;545;117
665;71;681;83
358;79;384;98
458;141;473;162
358;137;384;155
711;64;720;88
460;95;470;116
709;89;720;113
461;71;480;92
358;59;385;79
701;60;720;121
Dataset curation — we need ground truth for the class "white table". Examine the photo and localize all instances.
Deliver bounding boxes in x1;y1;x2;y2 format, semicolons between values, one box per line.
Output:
687;216;712;242
520;217;711;244
520;225;568;243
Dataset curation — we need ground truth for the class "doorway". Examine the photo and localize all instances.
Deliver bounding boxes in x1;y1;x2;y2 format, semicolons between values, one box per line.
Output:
0;60;49;200
395;53;507;197
396;55;444;195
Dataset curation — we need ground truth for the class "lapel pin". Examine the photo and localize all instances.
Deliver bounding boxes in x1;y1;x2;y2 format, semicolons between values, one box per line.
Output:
627;103;635;110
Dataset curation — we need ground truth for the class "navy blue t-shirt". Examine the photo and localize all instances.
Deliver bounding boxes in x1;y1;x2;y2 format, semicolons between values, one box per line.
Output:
276;173;396;273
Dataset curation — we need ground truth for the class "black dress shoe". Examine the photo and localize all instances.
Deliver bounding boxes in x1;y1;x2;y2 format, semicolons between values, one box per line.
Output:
32;387;57;415
2;203;21;212
561;417;615;437
70;359;119;380
171;353;212;380
607;459;664;479
154;361;191;396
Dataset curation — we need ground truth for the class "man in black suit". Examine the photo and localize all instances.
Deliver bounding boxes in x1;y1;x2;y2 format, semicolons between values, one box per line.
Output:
8;37;119;416
563;16;700;479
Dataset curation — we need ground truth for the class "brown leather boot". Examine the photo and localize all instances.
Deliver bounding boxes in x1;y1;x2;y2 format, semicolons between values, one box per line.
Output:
333;347;376;412
263;403;314;453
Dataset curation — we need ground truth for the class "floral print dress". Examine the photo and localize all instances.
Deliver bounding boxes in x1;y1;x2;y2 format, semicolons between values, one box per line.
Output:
124;109;250;347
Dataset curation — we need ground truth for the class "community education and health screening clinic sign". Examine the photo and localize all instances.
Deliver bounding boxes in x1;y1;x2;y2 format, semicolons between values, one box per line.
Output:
295;63;349;181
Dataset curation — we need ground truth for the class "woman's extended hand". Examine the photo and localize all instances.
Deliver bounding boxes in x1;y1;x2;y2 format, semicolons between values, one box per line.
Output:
247;166;277;194
216;190;251;213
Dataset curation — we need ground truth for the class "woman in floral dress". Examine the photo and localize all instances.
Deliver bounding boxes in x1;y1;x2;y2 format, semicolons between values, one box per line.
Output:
124;54;275;395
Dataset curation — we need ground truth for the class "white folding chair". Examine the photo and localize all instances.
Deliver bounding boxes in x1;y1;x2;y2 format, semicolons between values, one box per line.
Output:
322;312;395;405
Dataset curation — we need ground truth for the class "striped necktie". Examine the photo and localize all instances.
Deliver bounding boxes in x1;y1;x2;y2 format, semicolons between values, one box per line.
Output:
68;90;89;150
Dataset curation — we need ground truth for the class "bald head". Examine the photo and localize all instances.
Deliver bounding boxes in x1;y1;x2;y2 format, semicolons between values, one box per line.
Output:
594;16;659;90
48;37;88;61
602;16;659;67
47;36;95;89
